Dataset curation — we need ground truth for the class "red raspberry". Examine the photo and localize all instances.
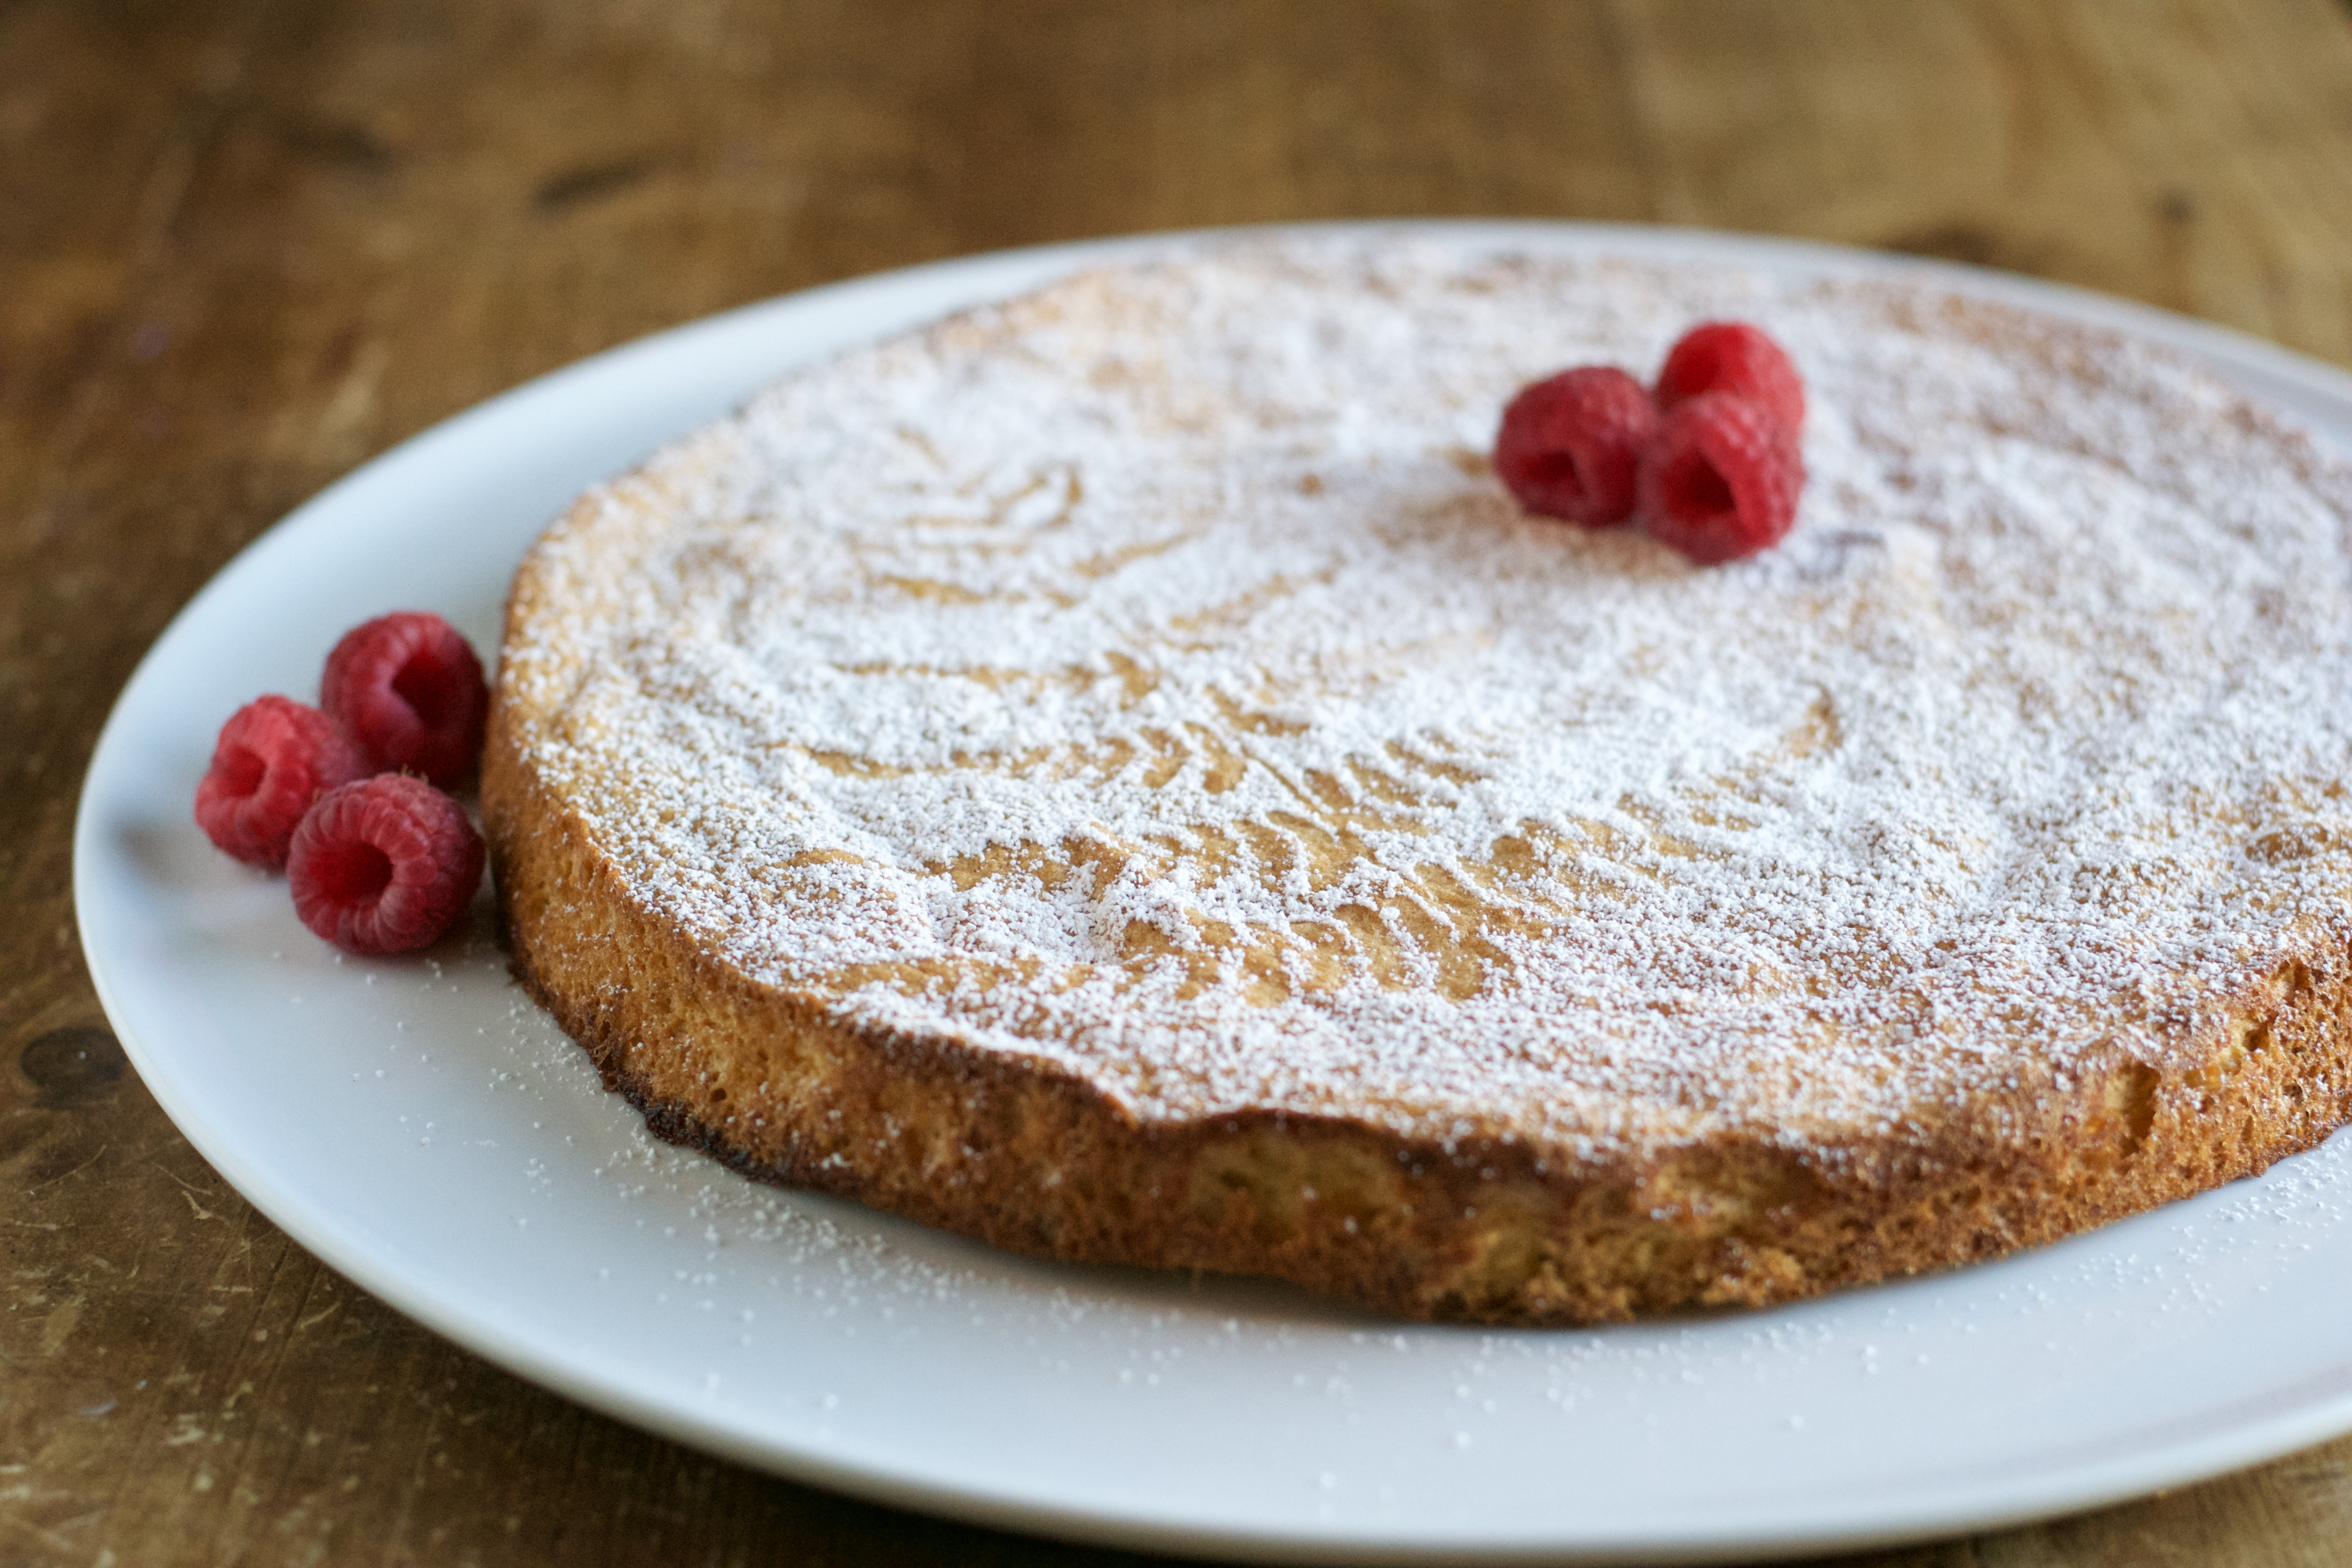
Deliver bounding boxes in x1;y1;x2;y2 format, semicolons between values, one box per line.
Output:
1492;365;1660;527
287;775;484;955
194;696;372;869
1638;391;1806;565
1654;322;1806;434
321;611;489;788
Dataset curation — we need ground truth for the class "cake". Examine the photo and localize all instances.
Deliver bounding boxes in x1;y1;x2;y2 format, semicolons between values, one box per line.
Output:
482;238;2352;1325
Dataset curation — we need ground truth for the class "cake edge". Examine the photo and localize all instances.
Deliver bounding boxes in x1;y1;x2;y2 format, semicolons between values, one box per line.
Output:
483;680;2352;1325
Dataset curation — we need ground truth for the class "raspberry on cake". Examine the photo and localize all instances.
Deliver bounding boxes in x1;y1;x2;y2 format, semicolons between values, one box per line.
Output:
1654;318;1807;433
1492;364;1658;526
484;240;2352;1325
1638;389;1805;564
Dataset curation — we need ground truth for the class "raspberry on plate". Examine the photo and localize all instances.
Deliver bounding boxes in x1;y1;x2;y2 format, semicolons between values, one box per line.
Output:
321;611;489;788
1491;365;1660;527
193;695;372;869
1638;390;1806;565
1654;321;1806;435
286;774;484;955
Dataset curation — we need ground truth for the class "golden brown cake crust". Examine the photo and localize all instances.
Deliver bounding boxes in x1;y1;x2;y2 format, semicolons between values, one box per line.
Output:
483;240;2352;1324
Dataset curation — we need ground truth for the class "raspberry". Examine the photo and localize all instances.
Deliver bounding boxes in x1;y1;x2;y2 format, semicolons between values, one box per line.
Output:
287;775;484;955
194;696;372;869
1638;391;1806;565
321;611;489;787
1492;365;1660;527
1654;322;1806;435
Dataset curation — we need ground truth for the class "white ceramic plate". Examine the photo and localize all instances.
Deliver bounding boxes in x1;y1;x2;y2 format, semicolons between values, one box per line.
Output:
74;224;2352;1565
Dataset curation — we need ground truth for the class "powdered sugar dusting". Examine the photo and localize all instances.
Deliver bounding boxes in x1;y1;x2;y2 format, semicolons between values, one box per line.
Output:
499;239;2352;1154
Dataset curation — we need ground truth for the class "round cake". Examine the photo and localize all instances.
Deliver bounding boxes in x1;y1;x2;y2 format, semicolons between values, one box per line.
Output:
483;237;2352;1325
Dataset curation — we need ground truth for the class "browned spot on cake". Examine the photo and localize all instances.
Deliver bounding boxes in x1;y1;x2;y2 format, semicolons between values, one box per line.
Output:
871;573;990;604
1189;725;1247;793
1346;761;1428;808
1616;798;1722;863
1116;921;1216;1000
1263;810;1363;890
1170;573;1310;640
1139;728;1188;788
929;833;1139;894
1075;530;1194;579
1332;903;1413;991
1233;819;1298;883
893;424;946;468
1238;936;1292;1007
797;748;911;779
1292;769;1431;837
945;743;1055;777
2251;823;2339;863
1686;801;1762;831
783;849;868;868
1288;920;1353;992
1383;740;1483;787
1211;689;1308;737
1103;651;1158;702
1482;833;1546;881
1092;737;1137;777
1339;893;1491;1000
1413;861;1541;957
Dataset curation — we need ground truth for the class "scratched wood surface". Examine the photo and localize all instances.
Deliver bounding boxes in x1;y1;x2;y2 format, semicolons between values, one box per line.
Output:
9;2;2352;1563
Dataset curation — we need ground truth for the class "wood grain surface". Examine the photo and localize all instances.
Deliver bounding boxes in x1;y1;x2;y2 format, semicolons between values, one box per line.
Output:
9;2;2352;1563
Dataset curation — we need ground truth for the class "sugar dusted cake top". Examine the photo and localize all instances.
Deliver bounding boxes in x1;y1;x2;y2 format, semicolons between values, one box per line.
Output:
497;238;2352;1157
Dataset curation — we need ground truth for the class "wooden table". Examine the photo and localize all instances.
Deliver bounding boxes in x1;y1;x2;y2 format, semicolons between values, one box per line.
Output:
10;3;2352;1562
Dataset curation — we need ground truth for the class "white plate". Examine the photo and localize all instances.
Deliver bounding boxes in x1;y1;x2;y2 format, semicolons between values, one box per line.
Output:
74;223;2352;1565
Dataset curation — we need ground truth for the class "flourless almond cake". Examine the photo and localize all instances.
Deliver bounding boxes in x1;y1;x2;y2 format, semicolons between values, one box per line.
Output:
483;240;2352;1324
